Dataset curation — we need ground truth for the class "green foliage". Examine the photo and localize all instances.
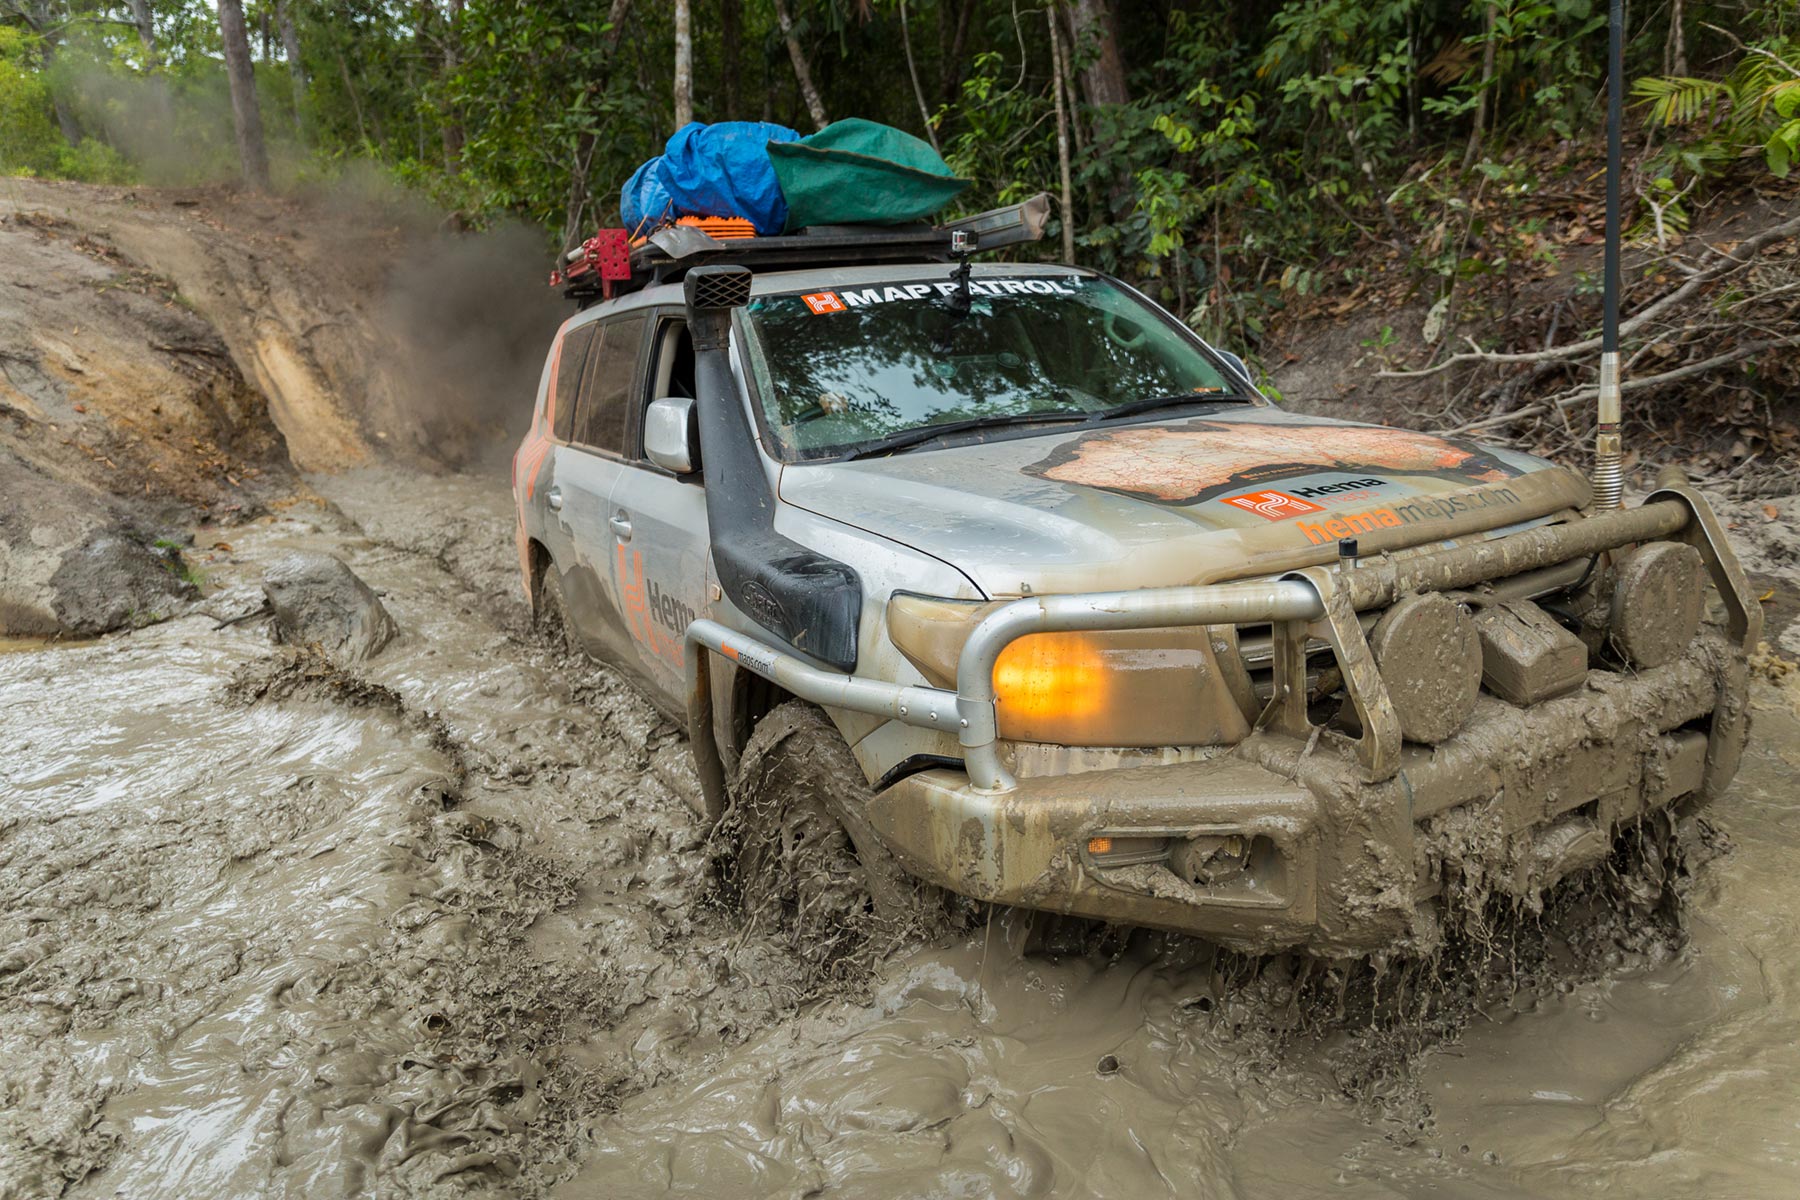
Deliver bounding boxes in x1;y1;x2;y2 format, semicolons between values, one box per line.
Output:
54;137;134;183
1633;37;1800;241
0;26;60;176
0;0;1777;358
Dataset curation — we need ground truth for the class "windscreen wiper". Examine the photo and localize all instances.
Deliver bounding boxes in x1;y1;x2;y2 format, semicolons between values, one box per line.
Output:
843;410;1093;461
1097;390;1252;422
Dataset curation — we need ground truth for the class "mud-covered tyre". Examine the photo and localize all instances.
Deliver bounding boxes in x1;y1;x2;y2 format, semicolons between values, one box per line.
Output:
718;701;947;973
534;565;577;653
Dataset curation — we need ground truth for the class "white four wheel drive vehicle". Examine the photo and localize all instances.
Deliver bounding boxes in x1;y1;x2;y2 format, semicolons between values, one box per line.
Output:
512;200;1758;957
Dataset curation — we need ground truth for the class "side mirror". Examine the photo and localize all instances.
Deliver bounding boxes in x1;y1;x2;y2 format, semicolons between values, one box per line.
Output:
644;396;700;474
1216;349;1255;389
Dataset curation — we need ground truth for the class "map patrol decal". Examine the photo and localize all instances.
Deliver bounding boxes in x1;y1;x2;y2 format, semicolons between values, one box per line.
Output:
795;278;1083;313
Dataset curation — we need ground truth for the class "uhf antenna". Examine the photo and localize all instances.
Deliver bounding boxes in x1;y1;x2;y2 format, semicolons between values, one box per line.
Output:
1593;0;1625;509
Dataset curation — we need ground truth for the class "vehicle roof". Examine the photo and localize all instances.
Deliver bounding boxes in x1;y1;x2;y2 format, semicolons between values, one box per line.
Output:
569;261;1099;323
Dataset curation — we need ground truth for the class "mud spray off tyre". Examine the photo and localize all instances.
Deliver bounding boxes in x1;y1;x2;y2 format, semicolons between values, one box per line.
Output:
534;566;578;654
716;701;949;983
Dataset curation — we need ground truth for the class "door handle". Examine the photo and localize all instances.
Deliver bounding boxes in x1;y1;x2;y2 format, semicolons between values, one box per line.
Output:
545;485;563;512
609;512;633;542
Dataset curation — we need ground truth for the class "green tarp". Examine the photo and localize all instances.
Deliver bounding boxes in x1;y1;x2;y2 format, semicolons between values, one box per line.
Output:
767;118;971;232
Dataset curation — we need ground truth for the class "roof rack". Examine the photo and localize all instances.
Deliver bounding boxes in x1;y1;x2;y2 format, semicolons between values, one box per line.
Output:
555;192;1050;307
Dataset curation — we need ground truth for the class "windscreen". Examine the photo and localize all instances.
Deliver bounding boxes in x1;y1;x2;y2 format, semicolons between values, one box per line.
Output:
738;275;1241;455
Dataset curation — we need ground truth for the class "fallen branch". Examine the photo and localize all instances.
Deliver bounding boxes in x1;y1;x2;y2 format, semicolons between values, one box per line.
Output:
151;342;229;359
1383;211;1800;379
1445;337;1782;434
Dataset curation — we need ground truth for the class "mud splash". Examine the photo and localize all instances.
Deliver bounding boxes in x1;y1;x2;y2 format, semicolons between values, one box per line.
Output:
565;685;1800;1198
4;468;1800;1198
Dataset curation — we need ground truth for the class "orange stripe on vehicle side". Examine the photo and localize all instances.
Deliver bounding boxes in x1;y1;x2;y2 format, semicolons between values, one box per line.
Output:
519;335;567;502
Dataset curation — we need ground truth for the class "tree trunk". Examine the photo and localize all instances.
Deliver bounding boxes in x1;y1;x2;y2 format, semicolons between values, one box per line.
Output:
898;0;937;150
773;0;827;131
1067;0;1129;108
1048;6;1075;264
1667;0;1687;77
438;0;465;169
938;0;975;105
125;0;158;64
673;0;693;129
217;0;271;190
277;0;305;136
603;0;631;47
718;0;741;120
335;47;369;144
1463;1;1498;169
1054;5;1085;156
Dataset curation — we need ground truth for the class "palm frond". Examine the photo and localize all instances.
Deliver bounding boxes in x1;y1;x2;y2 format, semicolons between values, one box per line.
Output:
1631;75;1729;127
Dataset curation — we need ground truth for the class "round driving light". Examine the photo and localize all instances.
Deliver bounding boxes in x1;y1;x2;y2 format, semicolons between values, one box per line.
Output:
1368;592;1481;744
1610;541;1705;669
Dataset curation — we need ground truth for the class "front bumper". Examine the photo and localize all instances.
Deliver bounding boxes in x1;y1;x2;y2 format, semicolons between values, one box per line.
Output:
684;485;1759;955
866;629;1746;955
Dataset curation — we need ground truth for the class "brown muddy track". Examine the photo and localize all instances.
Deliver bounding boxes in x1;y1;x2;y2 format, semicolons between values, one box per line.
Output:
0;468;835;1196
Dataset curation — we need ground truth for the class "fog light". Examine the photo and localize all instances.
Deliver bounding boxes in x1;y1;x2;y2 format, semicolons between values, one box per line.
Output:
1084;834;1168;866
1171;835;1251;885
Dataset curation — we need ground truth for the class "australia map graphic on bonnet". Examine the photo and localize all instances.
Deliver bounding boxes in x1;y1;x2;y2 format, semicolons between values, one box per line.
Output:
1022;420;1516;505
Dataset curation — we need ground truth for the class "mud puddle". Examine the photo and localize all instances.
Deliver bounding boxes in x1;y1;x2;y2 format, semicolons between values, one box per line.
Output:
0;473;818;1197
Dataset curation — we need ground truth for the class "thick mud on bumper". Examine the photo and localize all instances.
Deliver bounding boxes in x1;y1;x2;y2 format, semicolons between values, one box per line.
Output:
866;630;1748;955
686;484;1759;957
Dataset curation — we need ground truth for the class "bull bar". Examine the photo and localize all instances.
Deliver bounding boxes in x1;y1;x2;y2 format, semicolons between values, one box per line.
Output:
682;486;1758;821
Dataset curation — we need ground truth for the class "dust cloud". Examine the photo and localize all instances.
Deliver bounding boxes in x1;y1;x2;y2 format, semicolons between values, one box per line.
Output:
375;221;564;469
57;64;242;185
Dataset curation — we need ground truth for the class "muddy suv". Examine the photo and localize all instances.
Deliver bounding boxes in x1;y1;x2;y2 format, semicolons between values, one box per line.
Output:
513;207;1758;957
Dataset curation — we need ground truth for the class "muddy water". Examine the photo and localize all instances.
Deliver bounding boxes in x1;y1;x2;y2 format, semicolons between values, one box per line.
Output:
0;482;815;1197
568;689;1800;1198
4;469;1800;1198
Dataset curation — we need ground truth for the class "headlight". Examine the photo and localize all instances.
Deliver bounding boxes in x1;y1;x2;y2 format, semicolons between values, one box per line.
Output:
887;593;1252;747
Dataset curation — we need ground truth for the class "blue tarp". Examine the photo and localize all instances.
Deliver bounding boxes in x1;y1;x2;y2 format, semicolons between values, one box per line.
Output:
621;121;802;236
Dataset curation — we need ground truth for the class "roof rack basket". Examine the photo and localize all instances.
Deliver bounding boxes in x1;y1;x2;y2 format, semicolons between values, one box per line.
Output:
556;192;1050;306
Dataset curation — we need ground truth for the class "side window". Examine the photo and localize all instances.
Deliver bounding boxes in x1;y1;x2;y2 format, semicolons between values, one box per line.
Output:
551;324;597;443
572;315;648;454
657;321;697;402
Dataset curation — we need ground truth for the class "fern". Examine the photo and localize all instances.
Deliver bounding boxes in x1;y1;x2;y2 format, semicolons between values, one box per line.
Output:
1632;75;1728;127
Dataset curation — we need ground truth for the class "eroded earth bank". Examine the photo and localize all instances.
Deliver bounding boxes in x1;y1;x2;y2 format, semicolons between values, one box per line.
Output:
4;180;1800;1199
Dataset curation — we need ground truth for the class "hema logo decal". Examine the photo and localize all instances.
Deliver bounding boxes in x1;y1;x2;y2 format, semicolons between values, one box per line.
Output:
1294;487;1522;545
1289;477;1387;499
1221;490;1325;520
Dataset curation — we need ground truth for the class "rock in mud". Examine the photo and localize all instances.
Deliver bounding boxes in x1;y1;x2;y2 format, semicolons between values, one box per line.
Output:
0;456;193;636
262;551;398;662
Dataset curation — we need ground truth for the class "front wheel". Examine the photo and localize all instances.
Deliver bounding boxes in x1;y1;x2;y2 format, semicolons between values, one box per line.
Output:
716;701;949;975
